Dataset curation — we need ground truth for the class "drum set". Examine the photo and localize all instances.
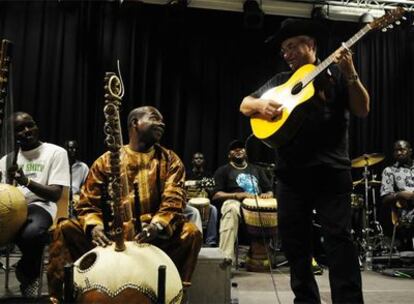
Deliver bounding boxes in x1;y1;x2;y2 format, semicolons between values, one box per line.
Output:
249;154;391;272
350;153;390;268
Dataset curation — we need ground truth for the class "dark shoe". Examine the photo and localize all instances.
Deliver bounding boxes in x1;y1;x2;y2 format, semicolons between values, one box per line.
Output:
20;278;40;298
311;258;323;275
220;258;233;269
312;264;323;275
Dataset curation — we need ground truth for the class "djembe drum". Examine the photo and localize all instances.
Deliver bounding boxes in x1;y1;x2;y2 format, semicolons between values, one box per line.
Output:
241;197;278;272
185;178;215;229
73;242;183;304
0;183;27;246
188;197;211;228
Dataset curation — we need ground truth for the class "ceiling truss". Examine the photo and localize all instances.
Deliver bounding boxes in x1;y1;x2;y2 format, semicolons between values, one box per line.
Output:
134;0;414;22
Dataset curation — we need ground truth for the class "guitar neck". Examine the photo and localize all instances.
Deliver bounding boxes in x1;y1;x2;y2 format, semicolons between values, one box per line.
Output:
303;23;372;86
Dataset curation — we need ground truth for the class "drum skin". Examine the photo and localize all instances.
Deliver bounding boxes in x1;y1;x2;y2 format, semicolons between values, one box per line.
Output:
188;197;209;207
73;242;183;304
0;184;27;246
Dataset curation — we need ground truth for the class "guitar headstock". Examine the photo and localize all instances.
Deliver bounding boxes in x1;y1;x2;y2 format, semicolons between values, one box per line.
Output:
369;7;406;31
0;39;13;134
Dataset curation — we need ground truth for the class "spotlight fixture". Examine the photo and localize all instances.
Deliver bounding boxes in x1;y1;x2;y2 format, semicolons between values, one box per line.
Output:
167;0;188;8
311;6;328;21
243;0;264;29
359;12;374;24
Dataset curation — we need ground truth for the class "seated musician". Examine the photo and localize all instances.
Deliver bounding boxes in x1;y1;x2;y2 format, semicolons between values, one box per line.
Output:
212;139;273;264
64;139;89;216
186;152;218;247
47;106;202;302
0;112;70;297
381;140;414;251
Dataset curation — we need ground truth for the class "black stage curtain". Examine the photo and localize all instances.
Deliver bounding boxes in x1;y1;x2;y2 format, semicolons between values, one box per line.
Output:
0;2;413;197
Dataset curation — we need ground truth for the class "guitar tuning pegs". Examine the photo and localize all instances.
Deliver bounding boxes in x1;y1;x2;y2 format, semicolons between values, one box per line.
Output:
388;24;394;29
381;28;387;32
395;20;401;25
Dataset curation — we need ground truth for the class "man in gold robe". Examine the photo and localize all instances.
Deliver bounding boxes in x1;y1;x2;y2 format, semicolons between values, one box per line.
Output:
47;106;202;301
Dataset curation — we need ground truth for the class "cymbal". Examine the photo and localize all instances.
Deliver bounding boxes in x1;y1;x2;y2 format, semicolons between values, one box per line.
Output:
352;179;382;187
351;153;385;168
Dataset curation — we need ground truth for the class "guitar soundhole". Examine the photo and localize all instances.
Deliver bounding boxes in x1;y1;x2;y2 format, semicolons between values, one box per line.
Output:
291;82;303;95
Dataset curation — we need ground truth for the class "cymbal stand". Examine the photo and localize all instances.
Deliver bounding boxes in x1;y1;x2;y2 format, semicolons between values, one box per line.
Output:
370;174;384;235
368;174;387;254
361;160;377;269
360;162;387;270
362;160;370;243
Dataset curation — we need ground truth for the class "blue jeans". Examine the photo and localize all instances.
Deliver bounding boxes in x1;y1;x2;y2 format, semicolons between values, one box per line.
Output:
16;204;52;282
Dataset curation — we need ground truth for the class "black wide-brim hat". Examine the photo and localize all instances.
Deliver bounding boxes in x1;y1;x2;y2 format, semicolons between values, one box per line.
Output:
267;18;325;48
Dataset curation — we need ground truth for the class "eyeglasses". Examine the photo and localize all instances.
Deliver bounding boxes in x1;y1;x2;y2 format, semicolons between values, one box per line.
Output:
279;37;313;57
280;41;301;57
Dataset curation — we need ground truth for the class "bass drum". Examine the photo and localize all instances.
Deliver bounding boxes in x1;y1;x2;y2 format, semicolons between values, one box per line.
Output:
73;242;183;304
0;184;27;246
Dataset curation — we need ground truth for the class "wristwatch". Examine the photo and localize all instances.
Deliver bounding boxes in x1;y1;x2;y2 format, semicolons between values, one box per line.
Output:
142;227;151;238
154;222;164;232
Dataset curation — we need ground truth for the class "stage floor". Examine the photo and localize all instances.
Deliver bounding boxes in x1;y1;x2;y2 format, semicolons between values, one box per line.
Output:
233;266;413;304
1;248;414;304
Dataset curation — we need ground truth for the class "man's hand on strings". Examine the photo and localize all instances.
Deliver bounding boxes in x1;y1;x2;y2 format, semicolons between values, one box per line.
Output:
91;225;112;247
135;223;159;244
333;47;357;77
7;165;29;186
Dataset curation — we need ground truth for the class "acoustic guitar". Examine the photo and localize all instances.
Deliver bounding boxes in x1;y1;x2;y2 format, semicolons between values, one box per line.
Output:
251;7;405;149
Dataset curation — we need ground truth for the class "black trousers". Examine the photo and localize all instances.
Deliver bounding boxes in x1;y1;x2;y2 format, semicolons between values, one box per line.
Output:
277;166;363;304
15;204;53;283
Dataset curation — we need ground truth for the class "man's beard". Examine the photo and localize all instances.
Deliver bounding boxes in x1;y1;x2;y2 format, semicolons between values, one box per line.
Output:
232;157;245;165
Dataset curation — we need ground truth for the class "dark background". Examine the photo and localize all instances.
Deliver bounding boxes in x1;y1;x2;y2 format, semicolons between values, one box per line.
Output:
0;1;413;233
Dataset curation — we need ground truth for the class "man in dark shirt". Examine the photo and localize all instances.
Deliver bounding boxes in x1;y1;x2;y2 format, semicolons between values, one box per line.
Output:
240;19;369;303
212;140;273;264
186;152;218;246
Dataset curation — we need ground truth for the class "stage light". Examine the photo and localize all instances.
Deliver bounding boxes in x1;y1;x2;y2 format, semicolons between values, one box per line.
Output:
243;0;264;29
359;12;374;24
311;6;328;21
167;0;188;8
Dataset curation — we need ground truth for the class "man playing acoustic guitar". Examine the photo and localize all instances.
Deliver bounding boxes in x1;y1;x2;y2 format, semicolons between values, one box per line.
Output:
240;19;369;303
